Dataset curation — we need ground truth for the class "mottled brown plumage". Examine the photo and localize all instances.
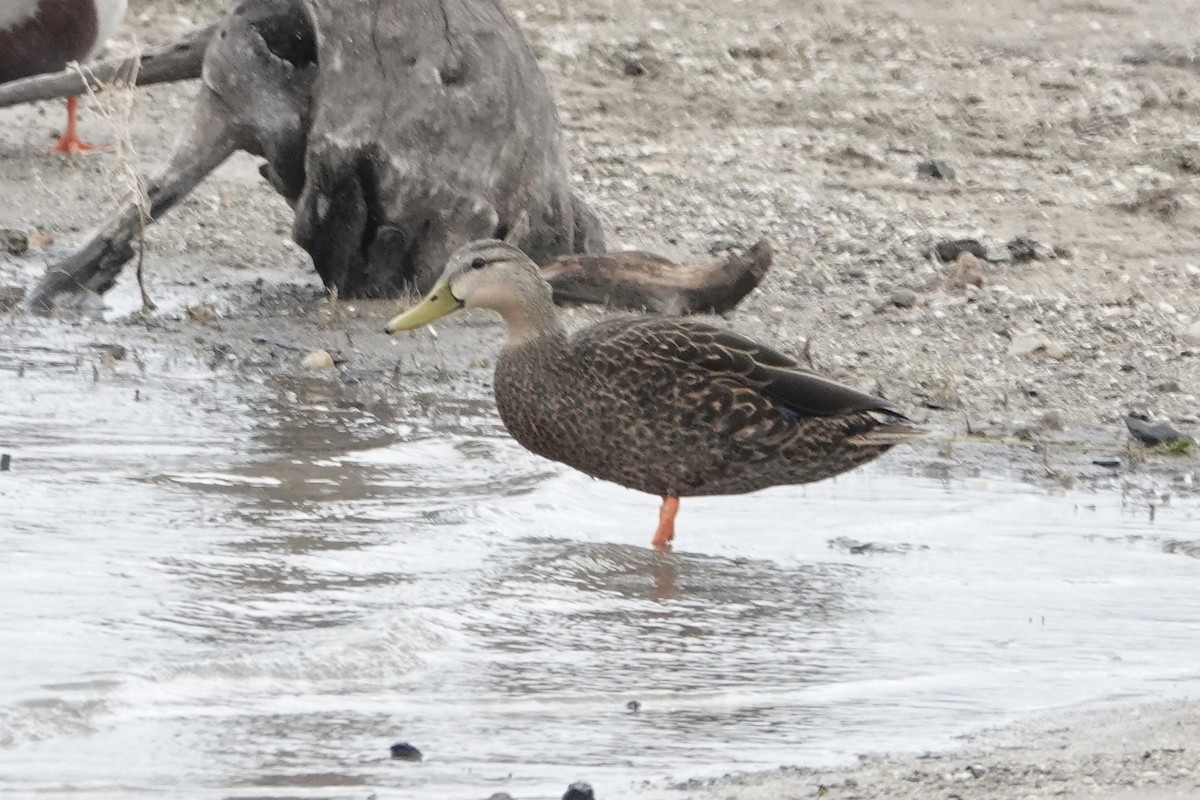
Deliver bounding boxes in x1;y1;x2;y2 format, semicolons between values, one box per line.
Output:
493;315;913;497
385;233;923;547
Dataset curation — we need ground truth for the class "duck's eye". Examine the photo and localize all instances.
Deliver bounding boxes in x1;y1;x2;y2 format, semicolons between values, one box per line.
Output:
470;257;487;270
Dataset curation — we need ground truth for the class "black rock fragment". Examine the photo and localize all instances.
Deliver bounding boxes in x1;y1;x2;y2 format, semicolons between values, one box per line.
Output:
917;159;956;180
1005;236;1040;263
931;238;988;263
563;782;596;800
1125;411;1187;446
390;742;423;762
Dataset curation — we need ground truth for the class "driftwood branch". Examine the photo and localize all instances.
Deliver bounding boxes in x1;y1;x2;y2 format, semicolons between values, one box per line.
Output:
544;240;774;314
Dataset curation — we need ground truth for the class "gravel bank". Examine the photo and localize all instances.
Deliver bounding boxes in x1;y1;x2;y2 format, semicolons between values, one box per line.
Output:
643;699;1200;800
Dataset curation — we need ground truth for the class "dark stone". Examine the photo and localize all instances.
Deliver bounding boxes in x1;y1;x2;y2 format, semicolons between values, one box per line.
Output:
390;742;423;762
563;782;595;800
0;285;26;311
889;287;919;308
1125;412;1186;446
1005;236;1040;263
932;238;988;263
1092;456;1122;468
1;229;28;255
0;453;10;472
625;699;641;712
916;159;956;180
622;57;647;76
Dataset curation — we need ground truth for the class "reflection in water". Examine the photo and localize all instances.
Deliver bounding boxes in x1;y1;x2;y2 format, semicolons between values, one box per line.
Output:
2;341;1200;800
463;540;862;705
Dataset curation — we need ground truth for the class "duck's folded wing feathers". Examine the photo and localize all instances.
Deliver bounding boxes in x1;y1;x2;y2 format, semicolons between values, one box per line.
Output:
586;317;909;420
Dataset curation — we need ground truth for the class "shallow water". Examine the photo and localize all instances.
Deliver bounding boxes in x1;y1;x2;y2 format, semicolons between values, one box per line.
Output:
1;339;1199;800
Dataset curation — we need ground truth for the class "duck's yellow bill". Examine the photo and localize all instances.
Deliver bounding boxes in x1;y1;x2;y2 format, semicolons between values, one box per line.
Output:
384;279;463;333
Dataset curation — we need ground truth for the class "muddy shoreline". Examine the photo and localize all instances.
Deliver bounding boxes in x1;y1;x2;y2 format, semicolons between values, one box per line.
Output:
645;698;1200;800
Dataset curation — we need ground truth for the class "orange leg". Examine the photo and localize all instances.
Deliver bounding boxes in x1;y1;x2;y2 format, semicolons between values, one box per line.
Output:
652;495;679;550
48;96;101;154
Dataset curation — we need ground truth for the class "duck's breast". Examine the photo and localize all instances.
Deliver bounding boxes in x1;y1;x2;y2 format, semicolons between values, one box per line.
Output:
0;0;98;84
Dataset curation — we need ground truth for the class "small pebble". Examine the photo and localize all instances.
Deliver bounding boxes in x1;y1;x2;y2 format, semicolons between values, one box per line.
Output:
1179;320;1200;348
1041;409;1066;431
0;453;10;472
1093;456;1122;468
890;288;919;308
933;238;987;263
949;252;986;288
1012;421;1035;440
1;229;28;255
1008;331;1051;357
0;285;25;311
625;700;641;712
1005;236;1040;263
916;159;956;180
563;782;595;800
390;742;423;762
301;349;335;369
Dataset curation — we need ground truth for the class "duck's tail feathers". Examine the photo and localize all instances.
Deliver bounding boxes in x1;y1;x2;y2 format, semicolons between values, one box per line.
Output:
849;416;928;447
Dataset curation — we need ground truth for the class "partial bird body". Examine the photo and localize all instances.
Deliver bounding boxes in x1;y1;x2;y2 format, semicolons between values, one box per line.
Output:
385;230;922;548
0;0;127;152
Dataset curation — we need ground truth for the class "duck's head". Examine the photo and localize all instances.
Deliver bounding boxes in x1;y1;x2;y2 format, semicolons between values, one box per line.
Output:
385;225;556;341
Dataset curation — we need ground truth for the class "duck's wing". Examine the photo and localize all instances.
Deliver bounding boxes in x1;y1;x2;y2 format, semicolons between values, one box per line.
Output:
576;316;912;422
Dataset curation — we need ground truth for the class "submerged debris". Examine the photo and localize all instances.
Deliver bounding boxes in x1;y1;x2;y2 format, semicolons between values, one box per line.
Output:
828;536;930;555
563;783;595;800
390;742;423;762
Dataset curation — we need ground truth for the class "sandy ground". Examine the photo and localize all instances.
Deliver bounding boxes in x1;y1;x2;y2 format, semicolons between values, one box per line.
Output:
2;0;1200;797
645;698;1200;800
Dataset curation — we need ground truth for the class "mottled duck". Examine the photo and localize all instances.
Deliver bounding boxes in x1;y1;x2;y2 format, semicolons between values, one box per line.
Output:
385;236;922;549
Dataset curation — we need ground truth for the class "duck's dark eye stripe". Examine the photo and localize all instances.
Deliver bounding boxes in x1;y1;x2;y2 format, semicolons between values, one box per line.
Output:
471;257;487;270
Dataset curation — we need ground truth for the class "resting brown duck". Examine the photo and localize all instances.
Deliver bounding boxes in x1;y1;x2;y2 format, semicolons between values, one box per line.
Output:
384;230;923;550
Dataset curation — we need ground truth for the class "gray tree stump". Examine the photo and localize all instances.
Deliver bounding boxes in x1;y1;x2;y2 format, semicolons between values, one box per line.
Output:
1;0;768;313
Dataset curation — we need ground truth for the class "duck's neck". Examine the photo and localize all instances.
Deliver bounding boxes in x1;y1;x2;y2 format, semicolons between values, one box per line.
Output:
495;290;568;350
